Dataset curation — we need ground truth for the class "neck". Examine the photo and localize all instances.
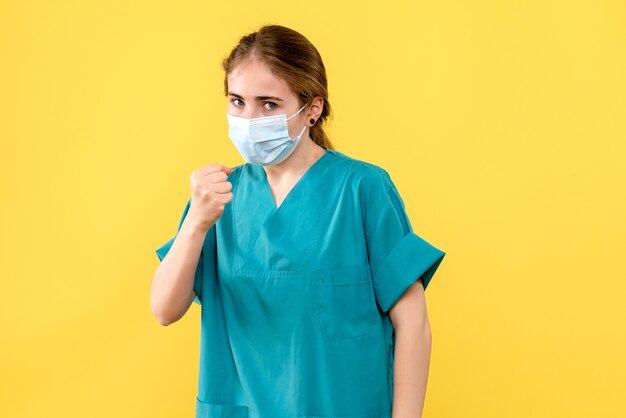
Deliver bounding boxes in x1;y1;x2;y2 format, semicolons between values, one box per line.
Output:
263;136;325;179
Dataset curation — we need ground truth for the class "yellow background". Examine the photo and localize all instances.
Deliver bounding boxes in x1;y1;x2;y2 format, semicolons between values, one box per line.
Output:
1;1;625;417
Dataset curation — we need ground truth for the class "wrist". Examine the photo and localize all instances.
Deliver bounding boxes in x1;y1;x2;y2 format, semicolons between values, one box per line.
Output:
184;206;212;235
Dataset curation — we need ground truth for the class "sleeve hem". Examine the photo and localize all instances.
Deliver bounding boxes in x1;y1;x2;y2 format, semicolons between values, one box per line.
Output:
155;236;175;262
372;232;446;313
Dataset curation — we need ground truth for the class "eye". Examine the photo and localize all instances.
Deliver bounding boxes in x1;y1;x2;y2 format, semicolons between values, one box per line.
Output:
263;101;278;111
231;98;244;107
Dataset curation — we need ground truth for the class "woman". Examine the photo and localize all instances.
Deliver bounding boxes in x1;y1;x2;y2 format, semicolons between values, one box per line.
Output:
151;24;446;418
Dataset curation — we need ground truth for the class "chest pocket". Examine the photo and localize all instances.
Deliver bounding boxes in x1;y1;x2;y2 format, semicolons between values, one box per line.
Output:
314;265;378;340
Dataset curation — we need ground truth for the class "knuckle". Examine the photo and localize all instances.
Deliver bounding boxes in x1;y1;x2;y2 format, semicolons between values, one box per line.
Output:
199;188;211;199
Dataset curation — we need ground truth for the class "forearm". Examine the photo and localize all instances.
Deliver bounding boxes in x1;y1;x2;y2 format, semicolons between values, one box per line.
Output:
151;214;209;325
391;321;432;418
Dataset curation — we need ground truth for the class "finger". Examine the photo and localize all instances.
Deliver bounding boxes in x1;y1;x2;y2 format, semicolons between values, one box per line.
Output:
210;192;233;205
207;180;232;194
197;164;229;176
205;170;228;183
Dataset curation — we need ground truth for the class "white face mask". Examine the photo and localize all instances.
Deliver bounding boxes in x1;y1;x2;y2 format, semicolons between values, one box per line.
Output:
226;102;309;166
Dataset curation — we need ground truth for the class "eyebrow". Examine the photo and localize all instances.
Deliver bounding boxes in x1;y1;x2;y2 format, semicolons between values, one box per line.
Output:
227;91;284;101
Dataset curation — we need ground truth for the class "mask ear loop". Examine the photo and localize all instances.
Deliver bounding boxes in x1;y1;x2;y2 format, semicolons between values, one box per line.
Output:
292;124;307;141
287;102;310;141
286;102;309;121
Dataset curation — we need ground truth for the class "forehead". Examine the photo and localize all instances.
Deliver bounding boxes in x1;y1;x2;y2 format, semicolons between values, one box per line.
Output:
227;58;293;99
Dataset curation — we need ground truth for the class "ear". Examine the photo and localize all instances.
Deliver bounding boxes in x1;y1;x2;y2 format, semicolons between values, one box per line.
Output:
306;96;325;121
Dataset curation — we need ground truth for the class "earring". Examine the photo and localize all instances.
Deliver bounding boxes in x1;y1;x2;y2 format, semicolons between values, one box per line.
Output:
310;118;316;125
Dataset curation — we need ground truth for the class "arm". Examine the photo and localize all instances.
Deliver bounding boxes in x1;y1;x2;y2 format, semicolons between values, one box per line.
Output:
389;277;432;418
150;212;209;326
151;165;233;325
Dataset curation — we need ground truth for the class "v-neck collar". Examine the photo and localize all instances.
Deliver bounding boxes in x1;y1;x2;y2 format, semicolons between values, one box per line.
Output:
259;147;334;212
232;146;341;274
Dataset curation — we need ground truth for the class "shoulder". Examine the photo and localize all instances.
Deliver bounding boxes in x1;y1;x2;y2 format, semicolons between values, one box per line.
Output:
332;150;395;198
228;163;246;176
226;163;247;182
328;150;398;218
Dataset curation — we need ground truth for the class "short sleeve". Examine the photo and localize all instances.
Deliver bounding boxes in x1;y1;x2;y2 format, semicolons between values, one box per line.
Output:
365;173;446;313
154;198;205;305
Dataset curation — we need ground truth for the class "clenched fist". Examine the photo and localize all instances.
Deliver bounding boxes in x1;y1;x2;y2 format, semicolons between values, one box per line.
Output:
187;164;233;232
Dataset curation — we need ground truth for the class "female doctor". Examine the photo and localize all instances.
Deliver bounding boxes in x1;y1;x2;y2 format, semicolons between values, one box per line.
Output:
151;24;446;418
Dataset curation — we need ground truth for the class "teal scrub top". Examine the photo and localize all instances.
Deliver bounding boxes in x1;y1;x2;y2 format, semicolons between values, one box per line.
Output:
155;146;446;418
